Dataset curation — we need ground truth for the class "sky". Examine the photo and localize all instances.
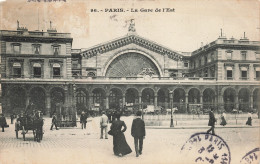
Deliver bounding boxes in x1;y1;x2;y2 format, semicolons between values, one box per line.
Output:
0;0;259;52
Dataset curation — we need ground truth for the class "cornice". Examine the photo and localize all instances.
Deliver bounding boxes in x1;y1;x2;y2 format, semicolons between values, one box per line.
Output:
80;34;183;61
1;35;73;43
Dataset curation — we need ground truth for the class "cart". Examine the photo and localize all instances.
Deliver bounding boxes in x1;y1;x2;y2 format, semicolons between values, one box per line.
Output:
15;113;44;142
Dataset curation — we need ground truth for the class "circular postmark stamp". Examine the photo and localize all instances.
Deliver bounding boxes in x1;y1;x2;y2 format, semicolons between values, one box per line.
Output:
181;132;231;164
240;148;260;164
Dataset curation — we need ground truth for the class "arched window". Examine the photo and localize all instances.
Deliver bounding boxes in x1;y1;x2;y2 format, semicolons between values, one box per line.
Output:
76;90;87;105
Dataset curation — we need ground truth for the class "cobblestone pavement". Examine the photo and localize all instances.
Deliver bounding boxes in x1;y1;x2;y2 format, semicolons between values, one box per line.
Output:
0;116;259;164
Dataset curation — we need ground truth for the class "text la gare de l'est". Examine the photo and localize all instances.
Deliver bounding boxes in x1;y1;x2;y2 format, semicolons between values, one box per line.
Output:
90;8;175;12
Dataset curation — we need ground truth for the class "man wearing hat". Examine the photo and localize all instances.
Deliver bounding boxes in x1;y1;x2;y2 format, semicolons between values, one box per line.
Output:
80;111;88;129
131;111;146;157
0;113;7;132
100;111;109;139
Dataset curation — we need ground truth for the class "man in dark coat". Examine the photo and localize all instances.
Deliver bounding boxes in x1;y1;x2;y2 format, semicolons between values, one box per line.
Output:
80;111;88;129
131;111;146;157
0;114;7;132
34;111;44;142
50;112;59;130
206;108;216;135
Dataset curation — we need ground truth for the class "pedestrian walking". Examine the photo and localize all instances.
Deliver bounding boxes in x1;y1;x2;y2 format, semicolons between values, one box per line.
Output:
0;114;7;132
131;111;146;157
50;112;59;130
220;112;227;126
80;111;88;129
100;111;109;139
206;108;216;135
10;113;14;124
35;111;44;142
246;111;252;126
110;112;132;157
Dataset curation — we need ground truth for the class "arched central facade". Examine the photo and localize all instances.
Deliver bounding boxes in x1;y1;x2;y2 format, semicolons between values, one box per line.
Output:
105;52;160;77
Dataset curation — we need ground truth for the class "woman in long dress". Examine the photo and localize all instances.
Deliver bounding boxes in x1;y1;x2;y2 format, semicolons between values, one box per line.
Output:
220;112;227;126
110;112;132;157
246;112;252;126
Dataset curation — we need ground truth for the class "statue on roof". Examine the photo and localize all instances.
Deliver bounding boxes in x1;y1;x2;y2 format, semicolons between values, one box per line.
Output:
128;19;136;32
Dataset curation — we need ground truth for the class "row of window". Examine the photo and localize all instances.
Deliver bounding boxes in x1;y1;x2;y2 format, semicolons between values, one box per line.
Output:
11;43;61;55
190;53;215;69
11;62;62;78
225;67;260;80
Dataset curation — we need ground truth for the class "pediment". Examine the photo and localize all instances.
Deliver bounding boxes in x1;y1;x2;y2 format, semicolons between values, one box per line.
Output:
80;34;183;61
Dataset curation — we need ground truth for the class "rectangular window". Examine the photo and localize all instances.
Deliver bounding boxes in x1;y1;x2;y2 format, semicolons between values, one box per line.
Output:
13;45;20;54
211;53;215;61
34;45;40;55
227;70;232;79
226;52;232;60
204;57;207;65
13;67;21;78
34;67;41;78
53;67;60;78
241;52;246;60
256;71;260;78
241;71;247;79
204;70;208;77
184;62;188;67
53;47;59;55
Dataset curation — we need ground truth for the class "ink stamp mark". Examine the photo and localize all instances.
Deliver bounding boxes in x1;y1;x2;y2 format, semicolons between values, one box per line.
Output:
240;148;260;164
181;132;231;164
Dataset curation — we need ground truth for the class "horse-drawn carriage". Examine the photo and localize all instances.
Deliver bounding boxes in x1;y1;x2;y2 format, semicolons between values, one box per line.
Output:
15;111;44;142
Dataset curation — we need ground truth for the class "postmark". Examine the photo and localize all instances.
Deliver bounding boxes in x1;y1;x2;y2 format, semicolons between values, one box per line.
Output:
240;148;260;164
181;132;231;164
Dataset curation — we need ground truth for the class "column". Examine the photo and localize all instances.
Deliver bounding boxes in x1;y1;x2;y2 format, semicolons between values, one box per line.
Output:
64;87;69;114
214;94;218;110
139;93;142;109
185;93;189;112
250;94;253;109
122;93;126;108
169;92;173;109
154;93;158;107
46;92;51;117
200;95;203;109
106;94;109;110
235;94;239;109
26;91;30;107
88;93;93;110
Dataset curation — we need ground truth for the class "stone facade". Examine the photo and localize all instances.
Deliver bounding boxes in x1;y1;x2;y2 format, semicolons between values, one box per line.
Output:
0;27;259;120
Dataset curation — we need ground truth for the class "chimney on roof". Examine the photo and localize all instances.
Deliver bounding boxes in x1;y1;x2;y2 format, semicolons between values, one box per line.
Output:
17;20;28;31
47;21;57;33
218;28;227;39
240;32;249;41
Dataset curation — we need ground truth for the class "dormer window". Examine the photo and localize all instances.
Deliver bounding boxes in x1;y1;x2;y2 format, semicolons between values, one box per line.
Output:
32;44;41;55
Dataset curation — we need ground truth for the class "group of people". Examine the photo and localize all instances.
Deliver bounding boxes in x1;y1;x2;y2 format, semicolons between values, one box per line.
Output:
100;110;146;157
206;109;254;135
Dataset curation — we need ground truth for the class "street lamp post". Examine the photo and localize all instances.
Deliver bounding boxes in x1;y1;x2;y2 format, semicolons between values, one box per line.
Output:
170;91;174;127
73;83;77;126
